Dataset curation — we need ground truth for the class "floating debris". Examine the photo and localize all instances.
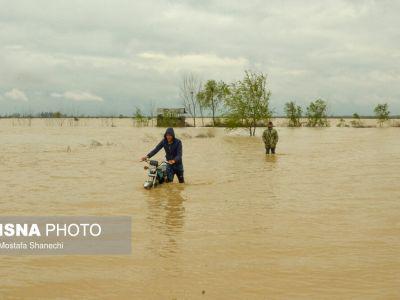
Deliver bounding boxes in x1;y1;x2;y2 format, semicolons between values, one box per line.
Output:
196;129;215;138
181;132;192;139
90;140;102;147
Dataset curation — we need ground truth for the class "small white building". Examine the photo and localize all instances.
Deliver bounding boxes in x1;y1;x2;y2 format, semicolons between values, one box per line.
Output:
156;108;186;127
156;108;186;117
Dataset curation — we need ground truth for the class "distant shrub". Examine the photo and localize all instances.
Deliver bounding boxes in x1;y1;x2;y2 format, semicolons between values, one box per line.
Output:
284;101;302;127
392;121;400;127
196;129;215;138
180;132;192;139
306;99;329;127
336;118;346;127
134;108;148;127
374;103;390;127
350;113;364;128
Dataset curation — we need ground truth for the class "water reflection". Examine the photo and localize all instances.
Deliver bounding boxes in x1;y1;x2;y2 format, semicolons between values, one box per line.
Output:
264;154;278;163
264;153;279;173
144;185;186;257
2;126;400;298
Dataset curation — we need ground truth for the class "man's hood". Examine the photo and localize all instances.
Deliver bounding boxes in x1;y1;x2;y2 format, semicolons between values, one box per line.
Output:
164;127;175;139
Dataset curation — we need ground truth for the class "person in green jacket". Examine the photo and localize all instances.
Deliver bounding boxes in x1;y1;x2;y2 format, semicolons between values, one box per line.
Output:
262;121;279;154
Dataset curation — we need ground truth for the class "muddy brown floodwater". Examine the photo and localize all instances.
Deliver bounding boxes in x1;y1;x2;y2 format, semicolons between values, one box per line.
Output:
0;121;399;299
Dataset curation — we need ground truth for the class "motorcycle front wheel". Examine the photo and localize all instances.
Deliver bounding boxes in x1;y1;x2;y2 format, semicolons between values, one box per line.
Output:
144;181;153;189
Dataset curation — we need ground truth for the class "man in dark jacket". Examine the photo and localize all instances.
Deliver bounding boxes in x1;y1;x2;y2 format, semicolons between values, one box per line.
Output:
141;127;184;183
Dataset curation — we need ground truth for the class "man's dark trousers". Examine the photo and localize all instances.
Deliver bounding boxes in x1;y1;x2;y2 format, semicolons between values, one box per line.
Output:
166;163;184;183
266;147;276;154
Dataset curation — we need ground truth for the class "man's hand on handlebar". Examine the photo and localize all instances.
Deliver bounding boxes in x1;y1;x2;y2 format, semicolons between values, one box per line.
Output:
140;157;175;164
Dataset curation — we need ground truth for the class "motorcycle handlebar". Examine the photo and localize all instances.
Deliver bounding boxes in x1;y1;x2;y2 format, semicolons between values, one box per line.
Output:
143;159;169;166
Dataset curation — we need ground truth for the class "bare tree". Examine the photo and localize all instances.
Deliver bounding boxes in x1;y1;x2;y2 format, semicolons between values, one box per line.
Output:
148;100;157;127
180;73;202;127
197;90;205;126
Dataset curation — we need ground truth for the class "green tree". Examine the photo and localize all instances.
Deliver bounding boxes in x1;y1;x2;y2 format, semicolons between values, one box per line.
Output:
306;99;329;127
53;111;63;118
350;113;362;128
284;101;302;127
374;103;390;127
134;107;147;127
197;80;229;126
225;71;271;136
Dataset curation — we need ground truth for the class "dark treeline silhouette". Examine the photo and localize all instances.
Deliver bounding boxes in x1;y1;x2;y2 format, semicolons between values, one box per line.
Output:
0;112;135;118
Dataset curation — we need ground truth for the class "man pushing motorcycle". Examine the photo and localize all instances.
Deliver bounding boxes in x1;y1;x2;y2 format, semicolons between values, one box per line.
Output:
141;127;184;183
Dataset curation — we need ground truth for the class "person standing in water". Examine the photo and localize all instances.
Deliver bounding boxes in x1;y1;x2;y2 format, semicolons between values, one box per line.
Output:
141;127;184;183
262;121;279;154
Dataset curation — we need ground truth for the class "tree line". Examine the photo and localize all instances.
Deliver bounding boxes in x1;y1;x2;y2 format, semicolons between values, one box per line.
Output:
181;71;271;136
181;71;394;134
284;100;391;127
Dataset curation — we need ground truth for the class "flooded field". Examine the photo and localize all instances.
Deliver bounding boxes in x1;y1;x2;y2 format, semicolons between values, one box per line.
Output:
0;120;399;299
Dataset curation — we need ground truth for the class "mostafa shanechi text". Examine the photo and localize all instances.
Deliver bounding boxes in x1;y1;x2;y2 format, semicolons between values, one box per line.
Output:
0;216;131;255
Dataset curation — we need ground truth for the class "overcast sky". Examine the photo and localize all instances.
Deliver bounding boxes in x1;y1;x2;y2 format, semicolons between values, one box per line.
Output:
0;0;399;116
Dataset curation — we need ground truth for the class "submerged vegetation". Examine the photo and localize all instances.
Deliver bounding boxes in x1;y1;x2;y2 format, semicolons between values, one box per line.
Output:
284;101;302;127
197;80;229;127
224;71;271;136
374;103;390;127
134;107;149;127
350;113;364;128
336;118;348;127
306;99;329;127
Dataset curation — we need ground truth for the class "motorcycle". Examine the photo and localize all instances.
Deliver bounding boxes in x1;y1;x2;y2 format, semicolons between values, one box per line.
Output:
143;159;168;189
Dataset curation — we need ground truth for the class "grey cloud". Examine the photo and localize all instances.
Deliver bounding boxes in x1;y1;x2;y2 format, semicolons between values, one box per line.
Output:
4;88;28;101
0;0;399;116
